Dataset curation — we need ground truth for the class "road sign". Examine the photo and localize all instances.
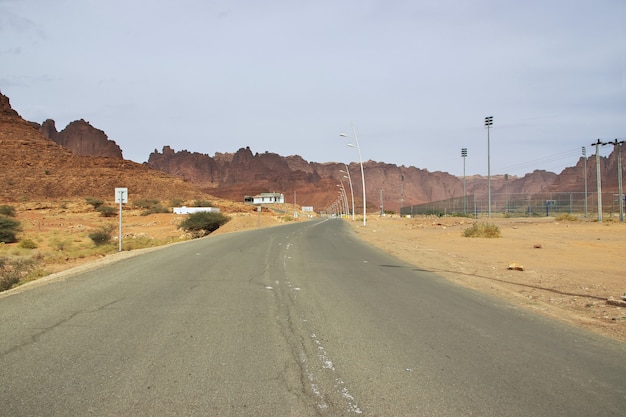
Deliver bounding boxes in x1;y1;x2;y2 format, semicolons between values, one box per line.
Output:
115;188;128;204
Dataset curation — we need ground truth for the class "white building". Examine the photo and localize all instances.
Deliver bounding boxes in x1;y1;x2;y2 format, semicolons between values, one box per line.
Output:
173;206;221;214
244;192;285;205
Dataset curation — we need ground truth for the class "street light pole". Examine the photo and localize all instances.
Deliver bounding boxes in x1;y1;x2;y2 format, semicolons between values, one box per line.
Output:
340;165;355;221
337;183;349;218
340;124;366;226
485;116;493;218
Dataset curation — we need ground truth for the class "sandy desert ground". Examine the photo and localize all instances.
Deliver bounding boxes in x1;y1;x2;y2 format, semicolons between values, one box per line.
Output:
346;215;626;343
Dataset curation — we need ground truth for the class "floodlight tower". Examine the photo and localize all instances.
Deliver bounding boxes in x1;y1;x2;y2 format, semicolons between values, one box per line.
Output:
485;116;493;217
462;147;468;214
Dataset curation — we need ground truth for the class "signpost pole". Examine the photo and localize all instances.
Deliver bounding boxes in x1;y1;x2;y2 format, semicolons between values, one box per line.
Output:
115;188;128;252
118;193;123;252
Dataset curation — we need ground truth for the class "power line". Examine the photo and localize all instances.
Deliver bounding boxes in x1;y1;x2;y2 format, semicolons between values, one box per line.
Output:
493;143;619;176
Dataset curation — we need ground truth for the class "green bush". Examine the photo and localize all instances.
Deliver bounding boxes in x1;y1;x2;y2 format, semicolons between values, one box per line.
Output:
0;205;16;217
85;197;104;209
179;212;229;236
133;199;160;209
141;204;170;216
555;213;578;222
88;224;114;246
0;256;38;291
97;206;117;217
18;239;38;249
193;200;213;207
0;216;22;243
463;222;501;238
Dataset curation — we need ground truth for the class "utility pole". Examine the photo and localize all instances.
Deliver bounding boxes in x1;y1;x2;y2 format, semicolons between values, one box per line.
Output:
582;146;588;218
379;189;383;216
603;139;625;222
592;139;603;222
400;174;404;216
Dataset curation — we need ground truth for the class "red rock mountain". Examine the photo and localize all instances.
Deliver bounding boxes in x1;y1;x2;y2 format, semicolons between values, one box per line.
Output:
147;145;625;213
36;118;123;159
144;147;566;213
3;90;623;212
0;91;207;202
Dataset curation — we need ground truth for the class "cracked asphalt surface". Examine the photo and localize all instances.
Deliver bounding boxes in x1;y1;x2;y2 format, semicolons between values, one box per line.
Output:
1;219;625;416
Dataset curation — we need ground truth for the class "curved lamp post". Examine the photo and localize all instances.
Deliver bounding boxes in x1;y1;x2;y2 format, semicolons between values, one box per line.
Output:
340;125;366;226
337;182;349;218
340;165;355;221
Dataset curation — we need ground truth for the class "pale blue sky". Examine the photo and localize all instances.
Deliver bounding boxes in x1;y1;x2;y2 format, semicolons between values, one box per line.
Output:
1;0;624;176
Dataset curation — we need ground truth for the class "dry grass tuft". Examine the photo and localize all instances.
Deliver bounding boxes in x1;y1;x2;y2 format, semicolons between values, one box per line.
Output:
463;222;502;238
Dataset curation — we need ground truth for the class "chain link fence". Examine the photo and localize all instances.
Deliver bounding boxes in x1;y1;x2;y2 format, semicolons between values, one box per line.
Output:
400;192;626;218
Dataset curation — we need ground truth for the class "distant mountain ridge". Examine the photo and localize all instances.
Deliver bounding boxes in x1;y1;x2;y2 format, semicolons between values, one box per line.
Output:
2;90;623;212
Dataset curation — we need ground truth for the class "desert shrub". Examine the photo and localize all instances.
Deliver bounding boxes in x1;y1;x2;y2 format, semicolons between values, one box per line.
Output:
88;224;114;246
0;256;39;291
85;197;104;209
179;212;229;236
141;204;170;216
50;237;72;251
193;200;213;207
463;222;501;238
170;198;183;207
97;205;117;217
0;216;22;243
555;213;578;222
133;199;160;209
0;205;16;217
18;239;38;249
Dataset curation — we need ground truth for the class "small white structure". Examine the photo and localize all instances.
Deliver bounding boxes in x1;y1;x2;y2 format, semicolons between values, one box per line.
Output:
173;206;221;214
244;192;285;205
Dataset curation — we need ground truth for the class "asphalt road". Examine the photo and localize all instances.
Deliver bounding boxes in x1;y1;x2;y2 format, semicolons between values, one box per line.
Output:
1;218;625;416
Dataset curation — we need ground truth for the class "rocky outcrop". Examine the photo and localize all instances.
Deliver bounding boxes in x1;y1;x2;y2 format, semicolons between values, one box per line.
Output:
40;119;123;159
0;91;20;119
39;119;59;142
0;92;206;202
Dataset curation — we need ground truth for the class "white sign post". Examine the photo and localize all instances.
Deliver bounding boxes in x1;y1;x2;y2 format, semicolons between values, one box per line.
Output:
115;188;128;252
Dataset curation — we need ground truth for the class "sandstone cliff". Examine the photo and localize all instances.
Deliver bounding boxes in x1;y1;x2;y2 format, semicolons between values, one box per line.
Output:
147;146;476;212
0;91;207;202
36;118;123;159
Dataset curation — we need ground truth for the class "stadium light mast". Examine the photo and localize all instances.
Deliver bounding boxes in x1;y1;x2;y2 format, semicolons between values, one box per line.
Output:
462;147;468;214
485;116;493;218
